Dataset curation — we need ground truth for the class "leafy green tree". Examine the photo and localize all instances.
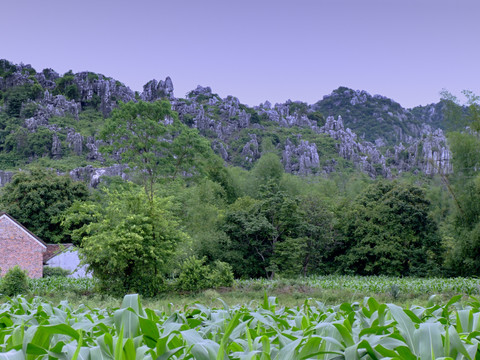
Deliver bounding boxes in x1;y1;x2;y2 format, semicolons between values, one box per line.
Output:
176;256;211;292
337;181;443;276
5;127;28;156
220;183;303;278
439;91;480;275
296;195;337;276
65;84;80;101
221;196;274;278
100;100;212;200
28;127;54;157
258;183;302;276
247;153;284;196
66;185;188;296
4;84;43;117
268;237;307;277
438;89;469;131
0;113;22;151
3;125;54;160
53;70;80;101
204;155;238;203
176;179;229;263
0;169;89;243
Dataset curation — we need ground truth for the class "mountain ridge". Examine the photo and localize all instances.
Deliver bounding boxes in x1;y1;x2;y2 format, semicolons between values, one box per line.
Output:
0;59;453;185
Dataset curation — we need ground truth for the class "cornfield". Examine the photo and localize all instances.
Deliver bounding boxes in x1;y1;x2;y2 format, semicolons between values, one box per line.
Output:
28;275;480;297
235;275;480;295
1;294;480;359
29;278;96;296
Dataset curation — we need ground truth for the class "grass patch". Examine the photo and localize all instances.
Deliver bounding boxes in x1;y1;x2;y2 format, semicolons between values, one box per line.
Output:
16;275;480;310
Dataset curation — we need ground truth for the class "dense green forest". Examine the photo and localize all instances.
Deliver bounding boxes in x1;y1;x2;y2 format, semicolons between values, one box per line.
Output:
1;59;480;296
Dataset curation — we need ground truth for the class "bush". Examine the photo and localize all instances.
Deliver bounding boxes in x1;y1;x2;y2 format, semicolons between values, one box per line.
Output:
65;84;80;101
20;102;38;118
210;260;234;287
176;256;234;292
176;256;211;292
0;266;29;296
43;266;70;277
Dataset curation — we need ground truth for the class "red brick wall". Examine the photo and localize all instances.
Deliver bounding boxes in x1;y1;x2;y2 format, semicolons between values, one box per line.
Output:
0;216;45;278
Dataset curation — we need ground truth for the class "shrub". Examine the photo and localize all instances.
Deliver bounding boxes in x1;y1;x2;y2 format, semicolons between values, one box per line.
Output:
20;102;38;118
182;113;195;126
43;266;70;277
87;72;99;82
176;256;211;292
176;257;234;292
65;84;80;101
0;266;29;296
210;260;234;288
28;127;54;157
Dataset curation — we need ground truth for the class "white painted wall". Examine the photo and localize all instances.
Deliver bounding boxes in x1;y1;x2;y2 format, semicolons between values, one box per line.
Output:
45;248;91;278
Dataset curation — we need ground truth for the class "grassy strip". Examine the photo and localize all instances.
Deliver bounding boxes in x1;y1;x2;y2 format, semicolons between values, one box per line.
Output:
23;280;479;310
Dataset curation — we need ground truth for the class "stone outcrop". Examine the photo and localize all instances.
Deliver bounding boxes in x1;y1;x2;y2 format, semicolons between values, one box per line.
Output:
0;171;14;187
319;116;389;178
66;131;83;156
314;87;425;144
171;86;453;179
0;63;35;90
188;85;214;99
24;91;80;132
69;164;130;188
282;138;320;175
51;134;62;159
73;72;135;116
141;77;174;101
172;89;251;141
85;136;104;161
256;101;318;130
241;134;260;164
212;140;229;161
0;165;129;189
34;68;59;89
421;128;452;174
317;115;452;177
350;90;368;105
386;126;452;175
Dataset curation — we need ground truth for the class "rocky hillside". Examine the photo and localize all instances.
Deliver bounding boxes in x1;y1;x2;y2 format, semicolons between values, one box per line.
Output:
312;87;451;145
0;59;453;186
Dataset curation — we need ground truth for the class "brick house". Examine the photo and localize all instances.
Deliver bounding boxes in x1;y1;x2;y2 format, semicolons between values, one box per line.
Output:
0;213;47;278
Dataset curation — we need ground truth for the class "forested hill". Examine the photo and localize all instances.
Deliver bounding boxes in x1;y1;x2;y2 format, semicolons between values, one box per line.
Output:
0;59;452;183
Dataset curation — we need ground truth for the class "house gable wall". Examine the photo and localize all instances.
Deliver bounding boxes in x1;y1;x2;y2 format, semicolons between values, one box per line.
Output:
46;249;91;278
0;216;45;278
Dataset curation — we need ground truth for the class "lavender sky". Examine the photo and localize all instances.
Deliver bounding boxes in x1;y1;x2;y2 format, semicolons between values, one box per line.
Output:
2;0;479;108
